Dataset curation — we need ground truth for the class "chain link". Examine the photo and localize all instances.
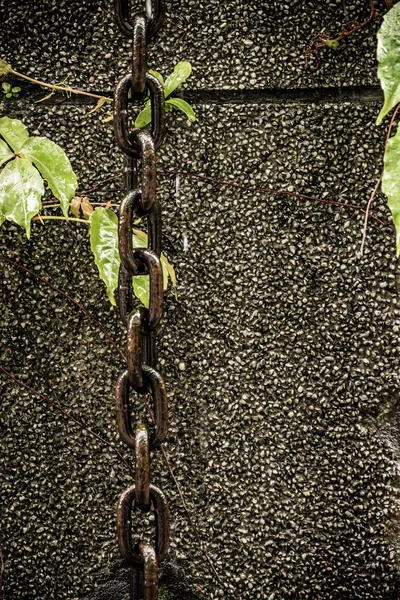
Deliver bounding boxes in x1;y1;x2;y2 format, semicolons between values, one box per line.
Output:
113;2;168;597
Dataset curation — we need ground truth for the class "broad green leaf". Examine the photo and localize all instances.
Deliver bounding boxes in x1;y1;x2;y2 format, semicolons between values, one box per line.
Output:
21;136;77;217
135;101;151;128
0;156;43;237
377;3;400;125
11;87;21;94
149;69;164;86
0;116;29;152
383;126;400;255
2;82;10;92
0;139;14;166
89;207;120;305
163;61;192;99
166;98;196;122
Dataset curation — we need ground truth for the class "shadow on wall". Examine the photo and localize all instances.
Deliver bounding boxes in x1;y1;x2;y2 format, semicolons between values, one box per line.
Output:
82;558;201;600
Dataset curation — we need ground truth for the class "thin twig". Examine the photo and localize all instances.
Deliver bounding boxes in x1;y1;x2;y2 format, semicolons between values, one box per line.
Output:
0;366;134;478
41;201;119;209
0;548;4;600
32;215;88;224
305;0;378;65
159;169;394;232
141;395;234;597
0;256;126;362
359;174;383;255
79;176;121;195
160;445;235;597
10;68;112;104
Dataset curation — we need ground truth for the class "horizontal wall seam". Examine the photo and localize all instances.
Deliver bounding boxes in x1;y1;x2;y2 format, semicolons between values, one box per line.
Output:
15;85;384;106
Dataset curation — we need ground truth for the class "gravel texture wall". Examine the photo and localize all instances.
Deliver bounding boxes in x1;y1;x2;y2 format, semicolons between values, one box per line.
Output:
1;1;400;600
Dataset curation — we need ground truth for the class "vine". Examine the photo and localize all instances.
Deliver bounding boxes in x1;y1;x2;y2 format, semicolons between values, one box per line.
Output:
0;60;197;307
305;0;379;65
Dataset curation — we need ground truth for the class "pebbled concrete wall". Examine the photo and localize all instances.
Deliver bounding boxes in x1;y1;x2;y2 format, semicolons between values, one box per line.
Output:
1;1;400;599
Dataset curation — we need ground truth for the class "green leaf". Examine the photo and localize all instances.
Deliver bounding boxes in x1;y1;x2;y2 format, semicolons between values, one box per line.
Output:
383;126;400;255
11;87;21;93
324;39;340;50
132;275;150;308
0;156;43;237
5;93;12;98
89;207;120;305
149;69;164;86
135;101;152;128
21;136;77;217
377;3;400;125
0;139;14;166
161;252;177;296
163;61;192;99
132;265;168;308
0;116;29;152
2;82;10;92
165;98;196;122
131;229;170;306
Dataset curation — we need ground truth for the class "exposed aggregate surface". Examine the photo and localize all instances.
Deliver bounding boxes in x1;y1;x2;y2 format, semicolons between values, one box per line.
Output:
2;0;400;598
0;0;385;93
1;101;400;599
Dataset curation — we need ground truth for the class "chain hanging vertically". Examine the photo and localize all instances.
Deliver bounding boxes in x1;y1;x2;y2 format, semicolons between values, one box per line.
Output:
113;1;169;598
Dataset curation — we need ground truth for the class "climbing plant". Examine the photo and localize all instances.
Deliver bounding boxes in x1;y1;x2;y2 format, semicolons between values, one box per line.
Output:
307;1;400;256
377;2;400;255
0;115;176;307
0;61;196;306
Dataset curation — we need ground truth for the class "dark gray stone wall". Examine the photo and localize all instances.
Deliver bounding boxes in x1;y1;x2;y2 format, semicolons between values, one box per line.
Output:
1;1;400;599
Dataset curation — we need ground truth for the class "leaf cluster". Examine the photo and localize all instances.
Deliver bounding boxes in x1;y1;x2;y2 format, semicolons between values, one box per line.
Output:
135;61;196;128
0;116;77;236
2;82;21;98
0;117;176;306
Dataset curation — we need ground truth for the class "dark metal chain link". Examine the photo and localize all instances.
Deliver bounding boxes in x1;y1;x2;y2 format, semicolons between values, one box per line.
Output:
113;2;168;597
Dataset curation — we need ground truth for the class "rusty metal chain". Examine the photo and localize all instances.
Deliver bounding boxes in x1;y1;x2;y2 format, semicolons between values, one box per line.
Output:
113;1;169;597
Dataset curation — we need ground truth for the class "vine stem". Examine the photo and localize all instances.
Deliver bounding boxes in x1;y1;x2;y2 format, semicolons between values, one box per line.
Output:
305;0;378;64
359;174;383;255
160;445;235;597
159;169;394;232
10;68;112;104
0;255;126;362
0;366;134;478
141;393;235;597
32;215;87;224
2;255;225;590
